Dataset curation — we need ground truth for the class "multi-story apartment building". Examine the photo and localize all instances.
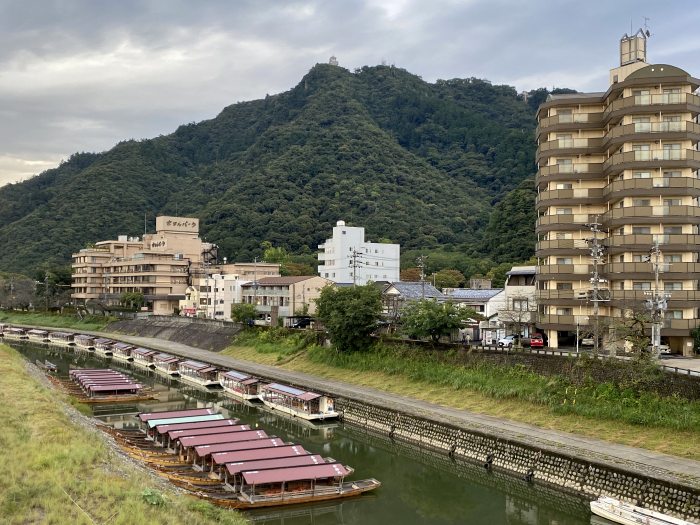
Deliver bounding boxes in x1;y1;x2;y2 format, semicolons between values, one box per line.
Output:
240;276;332;324
72;216;206;315
536;31;700;354
318;220;400;285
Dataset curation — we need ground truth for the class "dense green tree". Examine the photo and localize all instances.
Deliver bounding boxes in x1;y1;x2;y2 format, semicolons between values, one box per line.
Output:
433;269;465;289
401;299;471;343
400;268;422;282
316;284;382;352
119;291;145;310
231;303;257;324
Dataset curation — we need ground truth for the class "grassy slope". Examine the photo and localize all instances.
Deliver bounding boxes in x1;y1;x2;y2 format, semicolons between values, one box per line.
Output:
221;332;700;461
0;311;112;331
0;344;247;525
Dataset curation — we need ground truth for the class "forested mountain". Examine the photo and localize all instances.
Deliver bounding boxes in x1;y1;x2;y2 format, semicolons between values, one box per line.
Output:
0;64;540;275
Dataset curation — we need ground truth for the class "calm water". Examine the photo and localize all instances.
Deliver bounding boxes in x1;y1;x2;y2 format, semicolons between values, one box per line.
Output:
8;341;595;525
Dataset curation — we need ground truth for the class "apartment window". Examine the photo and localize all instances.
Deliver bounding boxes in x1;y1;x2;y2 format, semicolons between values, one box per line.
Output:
632;282;652;290
632;254;648;262
556;283;573;290
556;257;573;264
664;282;683;291
555;183;573;190
555;232;572;240
665;310;683;319
664;226;682;234
632;227;651;234
665;254;682;263
633;171;651;179
663;171;682;178
512;299;529;311
632;199;651;206
663;199;681;206
556;208;573;215
556;308;573;315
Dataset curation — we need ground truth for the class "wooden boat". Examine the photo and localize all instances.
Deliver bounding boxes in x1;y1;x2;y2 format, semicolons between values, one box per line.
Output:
179;360;221;387
94;338;115;356
27;329;50;342
112;342;135;362
74;334;96;350
153;353;181;376
132;348;158;368
590;496;695;525
218;369;262;401
260;383;338;421
48;331;76;346
3;327;28;339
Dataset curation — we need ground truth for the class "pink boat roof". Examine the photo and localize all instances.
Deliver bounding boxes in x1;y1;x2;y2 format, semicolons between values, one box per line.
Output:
225;454;324;476
27;329;48;335
87;384;141;392
154;419;239;435
211;445;307;464
139;408;216;422
262;383;322;401
132;348;157;356
242;463;351;485
74;334;95;340
168;425;250;441
153;354;179;363
196;438;285;459
179;430;268;448
180;360;213;371
94;338;114;344
113;342;134;350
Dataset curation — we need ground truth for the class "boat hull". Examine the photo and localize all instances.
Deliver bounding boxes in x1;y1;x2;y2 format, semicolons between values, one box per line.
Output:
590;498;694;525
261;399;339;421
180;375;220;388
222;386;260;401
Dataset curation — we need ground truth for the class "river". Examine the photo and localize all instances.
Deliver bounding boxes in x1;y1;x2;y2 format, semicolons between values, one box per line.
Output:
8;340;595;525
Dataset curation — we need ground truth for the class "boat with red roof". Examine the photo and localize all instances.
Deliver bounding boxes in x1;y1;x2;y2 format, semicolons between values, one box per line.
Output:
260;383;338;421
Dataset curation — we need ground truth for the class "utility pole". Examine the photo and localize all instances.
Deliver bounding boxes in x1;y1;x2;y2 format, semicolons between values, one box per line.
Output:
44;271;50;312
350;249;365;287
253;257;258;306
417;255;427;299
644;239;669;357
585;218;608;355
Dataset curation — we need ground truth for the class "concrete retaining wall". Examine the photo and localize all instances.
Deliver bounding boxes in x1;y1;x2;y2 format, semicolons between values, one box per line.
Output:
336;398;700;521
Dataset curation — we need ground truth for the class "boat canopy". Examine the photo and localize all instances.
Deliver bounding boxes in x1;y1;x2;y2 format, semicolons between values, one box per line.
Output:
168;424;250;441
153;353;179;363
180;360;209;370
153;418;237;435
196;437;285;459
217;445;307;464
242;462;350;485
139;407;216;422
94;338;114;344
27;329;48;336
132;348;157;357
263;383;322;401
179;429;268;448
113;342;133;350
222;370;258;382
225;454;324;476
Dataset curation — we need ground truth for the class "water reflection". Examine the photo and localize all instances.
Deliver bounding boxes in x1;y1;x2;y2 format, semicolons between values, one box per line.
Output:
7;340;591;525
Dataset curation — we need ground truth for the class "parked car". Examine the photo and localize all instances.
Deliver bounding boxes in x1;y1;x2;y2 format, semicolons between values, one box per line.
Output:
580;337;595;347
291;317;313;329
497;335;520;348
647;343;672;355
528;334;544;348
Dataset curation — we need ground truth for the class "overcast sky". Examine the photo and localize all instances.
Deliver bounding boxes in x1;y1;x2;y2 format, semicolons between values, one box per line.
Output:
1;0;699;187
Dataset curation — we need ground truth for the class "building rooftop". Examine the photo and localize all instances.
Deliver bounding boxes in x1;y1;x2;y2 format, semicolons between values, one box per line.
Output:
445;289;503;300
385;282;444;300
506;266;536;276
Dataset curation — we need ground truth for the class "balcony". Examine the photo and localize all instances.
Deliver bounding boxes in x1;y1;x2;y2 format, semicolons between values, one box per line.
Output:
604;233;700;251
537;264;593;279
536;213;598;232
602;205;700;226
536;238;590;257
537;314;578;329
603;149;700;176
605;262;700;278
537;137;603;163
603;177;700;198
609;290;700;306
603;121;700;149
603;92;700;122
536;112;604;138
536;188;604;209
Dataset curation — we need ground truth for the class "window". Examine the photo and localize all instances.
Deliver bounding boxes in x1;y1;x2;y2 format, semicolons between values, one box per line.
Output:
556;308;573;315
632;282;652;290
632;227;651;234
665;254;682;262
664;226;682;234
512;299;529;311
555;183;573;189
663;199;681;206
633;171;651;179
555;232;572;240
663;171;682;178
632;199;651;206
556;283;573;290
556;208;573;215
665;310;683;319
556;257;573;264
664;282;683;291
632;254;648;262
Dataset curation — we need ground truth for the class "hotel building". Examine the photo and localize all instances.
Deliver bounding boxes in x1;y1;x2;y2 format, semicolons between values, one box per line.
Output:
536;31;700;354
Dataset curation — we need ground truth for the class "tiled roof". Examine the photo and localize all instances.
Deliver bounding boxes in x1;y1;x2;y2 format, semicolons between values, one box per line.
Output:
506;266;536;276
246;276;320;286
446;289;503;300
386;282;444;299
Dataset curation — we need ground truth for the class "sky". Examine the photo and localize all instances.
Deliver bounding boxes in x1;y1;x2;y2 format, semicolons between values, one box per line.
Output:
1;0;699;187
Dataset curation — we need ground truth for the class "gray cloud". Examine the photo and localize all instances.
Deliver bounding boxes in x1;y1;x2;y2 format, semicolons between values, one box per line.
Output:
1;0;698;186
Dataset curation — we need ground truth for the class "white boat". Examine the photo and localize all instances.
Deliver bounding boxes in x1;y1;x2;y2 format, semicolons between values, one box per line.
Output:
590;496;695;525
112;342;135;362
48;332;76;346
74;334;96;350
3;327;28;339
27;329;50;342
132;348;157;368
153;353;180;376
218;369;262;401
260;383;338;421
94;338;115;356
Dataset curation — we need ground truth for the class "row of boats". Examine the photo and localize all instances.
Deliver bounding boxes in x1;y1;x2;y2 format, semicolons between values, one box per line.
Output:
102;407;380;509
0;324;338;421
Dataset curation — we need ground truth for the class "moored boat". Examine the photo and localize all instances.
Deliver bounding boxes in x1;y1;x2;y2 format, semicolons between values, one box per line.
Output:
3;326;28;339
178;360;220;387
260;383;338;421
590;496;695;525
94;338;115;356
27;329;50;342
132;347;157;368
48;331;76;346
74;334;96;350
218;369;262;400
112;342;135;362
153;353;181;376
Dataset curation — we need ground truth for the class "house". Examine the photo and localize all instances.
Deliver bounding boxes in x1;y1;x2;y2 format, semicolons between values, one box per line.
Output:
382;281;444;319
443;288;505;317
240;276;333;325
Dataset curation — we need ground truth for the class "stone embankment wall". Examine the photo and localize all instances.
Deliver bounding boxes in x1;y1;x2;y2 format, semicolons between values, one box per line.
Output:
107;316;241;352
337;398;700;521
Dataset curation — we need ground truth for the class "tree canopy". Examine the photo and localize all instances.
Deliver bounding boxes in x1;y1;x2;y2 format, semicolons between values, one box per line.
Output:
401;299;472;343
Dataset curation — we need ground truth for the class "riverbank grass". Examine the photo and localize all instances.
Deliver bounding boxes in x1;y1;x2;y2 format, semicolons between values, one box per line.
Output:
0;310;112;331
221;331;700;461
0;344;246;525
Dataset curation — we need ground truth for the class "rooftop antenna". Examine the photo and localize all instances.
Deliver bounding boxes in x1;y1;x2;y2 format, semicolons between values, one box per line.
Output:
643;17;651;37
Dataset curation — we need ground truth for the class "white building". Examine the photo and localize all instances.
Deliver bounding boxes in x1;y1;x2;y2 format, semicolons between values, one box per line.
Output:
318;220;400;285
